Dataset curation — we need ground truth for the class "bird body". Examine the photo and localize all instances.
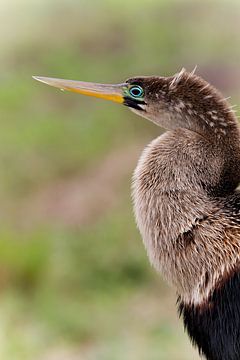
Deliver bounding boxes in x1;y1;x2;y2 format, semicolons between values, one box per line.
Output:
34;69;240;360
132;121;240;360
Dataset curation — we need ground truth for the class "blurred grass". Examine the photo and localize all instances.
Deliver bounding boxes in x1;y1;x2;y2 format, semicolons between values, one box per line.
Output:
0;0;240;359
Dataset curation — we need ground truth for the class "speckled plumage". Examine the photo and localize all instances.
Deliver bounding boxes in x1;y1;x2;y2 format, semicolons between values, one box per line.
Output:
129;69;240;360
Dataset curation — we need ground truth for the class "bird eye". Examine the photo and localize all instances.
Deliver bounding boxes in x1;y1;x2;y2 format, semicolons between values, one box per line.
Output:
129;85;144;98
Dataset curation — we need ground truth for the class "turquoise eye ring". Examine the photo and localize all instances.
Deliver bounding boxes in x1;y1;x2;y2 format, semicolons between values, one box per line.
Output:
129;85;144;98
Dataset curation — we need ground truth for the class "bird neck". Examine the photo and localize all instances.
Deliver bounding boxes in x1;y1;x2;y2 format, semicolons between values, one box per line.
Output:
168;102;239;145
161;72;240;195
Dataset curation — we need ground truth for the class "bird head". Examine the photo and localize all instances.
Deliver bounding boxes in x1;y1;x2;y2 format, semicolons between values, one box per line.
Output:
32;74;178;129
33;71;237;138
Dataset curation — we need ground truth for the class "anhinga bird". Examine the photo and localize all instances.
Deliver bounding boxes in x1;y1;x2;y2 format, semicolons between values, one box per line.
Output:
33;69;240;360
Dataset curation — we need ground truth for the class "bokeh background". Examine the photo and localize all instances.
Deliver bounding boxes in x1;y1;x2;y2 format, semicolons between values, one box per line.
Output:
1;0;240;359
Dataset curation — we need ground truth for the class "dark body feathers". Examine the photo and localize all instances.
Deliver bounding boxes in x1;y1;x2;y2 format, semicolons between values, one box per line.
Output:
179;269;240;360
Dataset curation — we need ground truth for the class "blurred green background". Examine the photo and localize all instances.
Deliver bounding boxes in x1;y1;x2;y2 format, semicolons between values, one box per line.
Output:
1;0;240;359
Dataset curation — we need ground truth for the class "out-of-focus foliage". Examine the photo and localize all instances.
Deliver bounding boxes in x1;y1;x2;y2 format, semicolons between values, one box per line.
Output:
0;0;240;359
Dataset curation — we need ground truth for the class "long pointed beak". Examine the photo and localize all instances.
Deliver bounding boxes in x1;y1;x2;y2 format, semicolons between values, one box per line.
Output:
32;76;126;104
